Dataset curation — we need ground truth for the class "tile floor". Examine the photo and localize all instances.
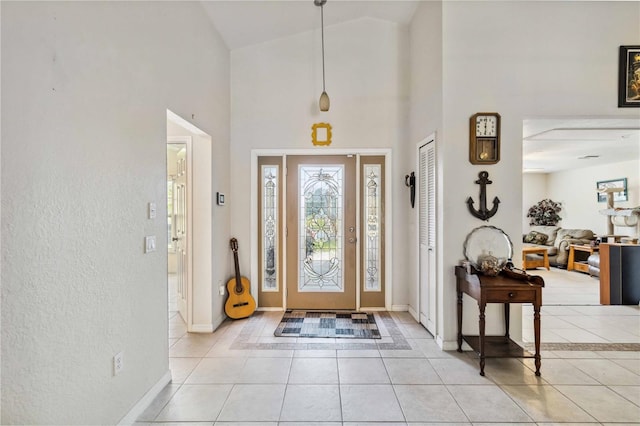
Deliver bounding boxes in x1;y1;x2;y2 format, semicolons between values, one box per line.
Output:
521;268;640;345
136;271;640;425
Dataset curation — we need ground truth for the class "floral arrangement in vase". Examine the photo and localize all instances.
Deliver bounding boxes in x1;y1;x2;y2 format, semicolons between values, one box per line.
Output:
527;199;562;226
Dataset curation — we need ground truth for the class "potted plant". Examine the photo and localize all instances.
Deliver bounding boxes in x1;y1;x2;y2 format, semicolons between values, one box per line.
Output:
527;199;562;226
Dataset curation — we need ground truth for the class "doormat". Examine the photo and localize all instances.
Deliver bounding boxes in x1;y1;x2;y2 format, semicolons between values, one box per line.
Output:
274;310;381;339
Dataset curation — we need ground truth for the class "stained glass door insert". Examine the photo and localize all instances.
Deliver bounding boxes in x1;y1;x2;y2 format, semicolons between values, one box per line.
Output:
286;156;356;309
299;165;344;292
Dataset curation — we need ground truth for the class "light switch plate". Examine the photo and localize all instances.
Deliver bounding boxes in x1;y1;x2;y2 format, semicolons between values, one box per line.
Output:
145;236;156;253
148;202;157;219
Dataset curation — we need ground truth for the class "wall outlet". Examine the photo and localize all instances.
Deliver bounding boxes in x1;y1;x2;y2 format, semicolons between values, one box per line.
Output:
113;351;124;376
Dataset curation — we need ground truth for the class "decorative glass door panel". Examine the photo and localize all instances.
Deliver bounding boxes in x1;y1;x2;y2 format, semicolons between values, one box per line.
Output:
360;156;385;308
258;156;283;308
286;156;356;309
299;165;344;292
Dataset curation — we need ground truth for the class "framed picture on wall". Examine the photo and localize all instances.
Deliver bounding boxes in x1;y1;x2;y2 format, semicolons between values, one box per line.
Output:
618;45;640;107
597;178;628;203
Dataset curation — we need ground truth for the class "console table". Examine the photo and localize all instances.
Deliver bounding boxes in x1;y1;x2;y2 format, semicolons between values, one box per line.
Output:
455;266;544;376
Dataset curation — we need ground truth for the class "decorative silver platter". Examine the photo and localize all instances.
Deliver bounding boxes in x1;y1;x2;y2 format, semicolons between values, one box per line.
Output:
463;225;513;269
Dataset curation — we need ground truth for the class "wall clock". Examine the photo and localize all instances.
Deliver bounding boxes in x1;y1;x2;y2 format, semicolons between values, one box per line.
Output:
469;112;500;165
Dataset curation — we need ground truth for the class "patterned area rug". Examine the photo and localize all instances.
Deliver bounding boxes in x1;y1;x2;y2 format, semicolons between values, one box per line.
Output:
274;310;381;339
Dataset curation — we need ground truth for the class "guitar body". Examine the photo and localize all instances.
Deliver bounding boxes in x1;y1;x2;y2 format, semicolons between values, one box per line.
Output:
225;276;256;319
225;238;256;319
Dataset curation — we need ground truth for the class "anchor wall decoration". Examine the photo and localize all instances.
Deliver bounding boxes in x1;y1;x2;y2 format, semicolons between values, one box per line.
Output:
467;171;500;221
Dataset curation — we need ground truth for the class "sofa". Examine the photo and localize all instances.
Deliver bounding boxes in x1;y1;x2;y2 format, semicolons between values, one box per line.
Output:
522;225;596;268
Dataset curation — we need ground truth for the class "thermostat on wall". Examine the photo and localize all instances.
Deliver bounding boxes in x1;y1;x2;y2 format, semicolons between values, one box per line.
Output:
216;192;225;206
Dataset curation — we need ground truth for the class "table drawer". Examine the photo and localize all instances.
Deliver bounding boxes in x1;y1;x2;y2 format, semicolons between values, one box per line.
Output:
486;289;537;303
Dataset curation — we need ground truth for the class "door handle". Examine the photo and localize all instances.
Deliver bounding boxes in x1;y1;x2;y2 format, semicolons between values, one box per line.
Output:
172;237;179;242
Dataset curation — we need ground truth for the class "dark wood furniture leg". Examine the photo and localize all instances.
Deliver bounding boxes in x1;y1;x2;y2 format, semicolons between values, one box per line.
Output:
533;303;541;376
478;301;486;376
457;289;463;352
504;303;510;339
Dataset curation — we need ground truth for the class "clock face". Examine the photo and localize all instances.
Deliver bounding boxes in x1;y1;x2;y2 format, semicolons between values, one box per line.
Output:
475;115;497;137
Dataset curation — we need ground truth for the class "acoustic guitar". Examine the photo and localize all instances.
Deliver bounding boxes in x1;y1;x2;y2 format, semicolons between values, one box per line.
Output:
225;238;256;319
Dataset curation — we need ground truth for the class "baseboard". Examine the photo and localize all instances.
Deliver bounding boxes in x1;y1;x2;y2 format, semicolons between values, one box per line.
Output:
440;339;471;351
212;313;226;331
118;370;171;425
257;307;285;312
391;304;409;312
407;305;418;321
190;323;214;333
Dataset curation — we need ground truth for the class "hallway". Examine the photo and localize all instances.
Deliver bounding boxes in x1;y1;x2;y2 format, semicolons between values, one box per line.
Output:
135;306;640;424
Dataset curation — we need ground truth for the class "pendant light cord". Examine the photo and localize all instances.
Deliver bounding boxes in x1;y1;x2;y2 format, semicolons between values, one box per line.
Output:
321;4;326;91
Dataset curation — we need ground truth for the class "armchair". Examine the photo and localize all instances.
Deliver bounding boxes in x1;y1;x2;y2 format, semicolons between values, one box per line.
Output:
553;228;596;266
523;226;595;268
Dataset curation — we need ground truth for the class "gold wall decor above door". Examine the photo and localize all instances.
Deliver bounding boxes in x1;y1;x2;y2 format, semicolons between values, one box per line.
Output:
312;122;332;146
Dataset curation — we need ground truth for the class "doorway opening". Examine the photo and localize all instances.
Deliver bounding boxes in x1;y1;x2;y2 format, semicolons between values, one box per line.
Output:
166;110;213;334
521;117;640;345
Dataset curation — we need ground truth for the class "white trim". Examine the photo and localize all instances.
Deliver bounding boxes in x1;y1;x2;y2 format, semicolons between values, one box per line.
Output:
282;155;288;310
250;154;259;307
252;148;390;156
360;306;387;312
384;151;393;311
355;154;361;310
117;370;171;425
391;304;410;312
167;110;207;136
441;339;470;352
408;305;418;322
190;323;214;333
257;307;285;312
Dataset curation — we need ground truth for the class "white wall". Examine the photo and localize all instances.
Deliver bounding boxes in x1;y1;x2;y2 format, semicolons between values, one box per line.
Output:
411;0;640;346
408;0;443;327
547;159;640;236
0;2;229;423
522;173;548;231
230;18;410;306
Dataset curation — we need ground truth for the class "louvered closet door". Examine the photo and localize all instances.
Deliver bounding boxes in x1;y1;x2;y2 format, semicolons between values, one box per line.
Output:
419;140;436;335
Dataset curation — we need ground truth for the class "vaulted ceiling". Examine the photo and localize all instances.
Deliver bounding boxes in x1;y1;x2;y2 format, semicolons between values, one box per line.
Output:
200;0;419;50
200;1;640;173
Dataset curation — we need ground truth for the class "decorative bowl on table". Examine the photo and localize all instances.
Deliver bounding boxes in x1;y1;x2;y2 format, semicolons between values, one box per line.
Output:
463;225;513;275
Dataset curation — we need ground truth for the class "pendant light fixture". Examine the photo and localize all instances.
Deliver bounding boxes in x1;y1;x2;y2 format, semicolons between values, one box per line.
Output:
315;0;330;112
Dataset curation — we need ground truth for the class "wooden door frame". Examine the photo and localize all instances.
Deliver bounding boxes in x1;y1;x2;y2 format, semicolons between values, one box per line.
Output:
250;149;393;311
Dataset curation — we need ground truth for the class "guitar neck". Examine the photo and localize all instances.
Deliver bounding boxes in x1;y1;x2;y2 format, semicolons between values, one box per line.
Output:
233;250;243;293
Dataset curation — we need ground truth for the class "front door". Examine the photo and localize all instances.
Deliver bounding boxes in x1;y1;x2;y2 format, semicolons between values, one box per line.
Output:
286;155;357;309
